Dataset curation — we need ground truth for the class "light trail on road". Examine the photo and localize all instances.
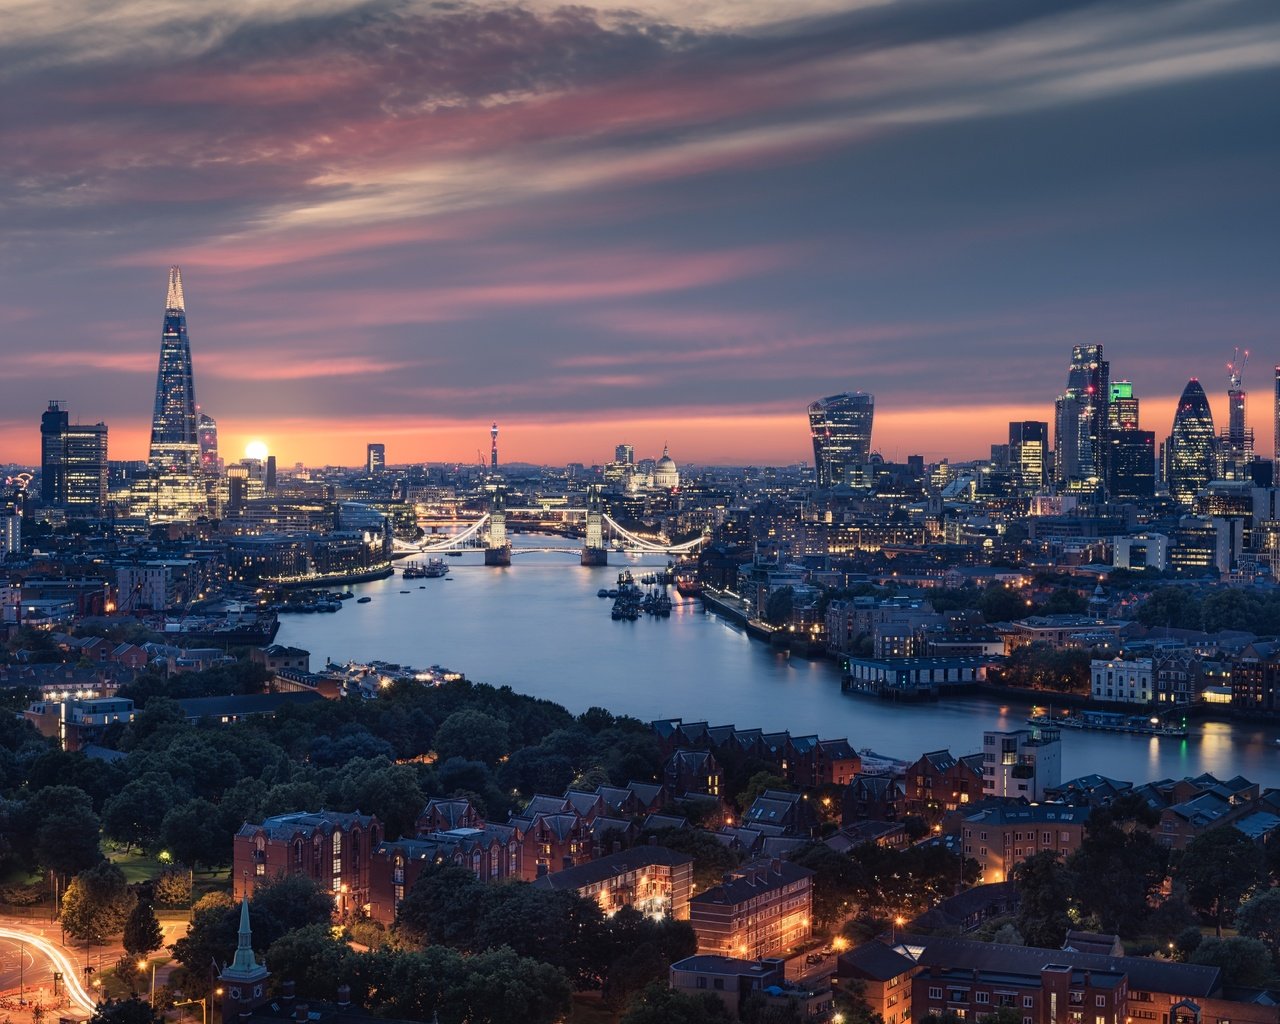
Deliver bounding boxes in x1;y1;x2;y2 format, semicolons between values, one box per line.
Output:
0;927;98;1014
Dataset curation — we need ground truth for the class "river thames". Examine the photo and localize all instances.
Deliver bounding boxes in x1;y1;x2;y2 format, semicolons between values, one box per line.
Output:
276;537;1280;787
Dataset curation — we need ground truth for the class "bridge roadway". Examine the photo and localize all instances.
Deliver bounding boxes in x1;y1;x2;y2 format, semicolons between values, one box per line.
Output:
407;513;705;556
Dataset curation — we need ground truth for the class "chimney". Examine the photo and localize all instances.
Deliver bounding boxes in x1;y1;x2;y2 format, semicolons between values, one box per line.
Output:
336;985;351;1008
281;981;296;1002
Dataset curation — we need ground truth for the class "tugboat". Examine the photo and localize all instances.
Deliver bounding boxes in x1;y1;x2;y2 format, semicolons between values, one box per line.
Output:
404;558;448;579
357;596;372;604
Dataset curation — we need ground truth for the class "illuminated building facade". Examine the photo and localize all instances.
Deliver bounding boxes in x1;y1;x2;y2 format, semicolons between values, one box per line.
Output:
142;267;207;521
1053;345;1109;485
1008;421;1048;493
690;858;814;960
197;413;219;474
63;424;108;510
1166;379;1217;506
808;392;874;488
366;443;385;474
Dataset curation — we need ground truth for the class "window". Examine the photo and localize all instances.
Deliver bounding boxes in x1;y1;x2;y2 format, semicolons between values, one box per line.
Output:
929;988;943;1001
1096;997;1106;1008
254;863;264;877
1024;997;1034;1009
975;993;990;1005
697;978;707;990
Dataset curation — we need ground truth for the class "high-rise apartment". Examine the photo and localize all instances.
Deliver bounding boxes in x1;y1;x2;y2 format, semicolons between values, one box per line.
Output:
38;403;108;511
367;443;386;474
1053;345;1109;484
1166;379;1216;506
808;392;874;488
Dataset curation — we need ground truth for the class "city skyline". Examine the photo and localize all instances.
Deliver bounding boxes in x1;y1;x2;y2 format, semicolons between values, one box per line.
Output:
3;0;1278;466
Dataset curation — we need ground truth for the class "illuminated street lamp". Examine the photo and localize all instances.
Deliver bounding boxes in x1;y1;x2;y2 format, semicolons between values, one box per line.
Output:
137;959;157;1003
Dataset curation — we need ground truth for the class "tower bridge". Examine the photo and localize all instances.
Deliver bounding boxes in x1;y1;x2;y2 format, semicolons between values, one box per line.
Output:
401;494;707;563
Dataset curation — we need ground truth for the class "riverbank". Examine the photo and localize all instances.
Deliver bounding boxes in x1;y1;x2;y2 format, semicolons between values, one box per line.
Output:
268;564;395;588
699;590;829;658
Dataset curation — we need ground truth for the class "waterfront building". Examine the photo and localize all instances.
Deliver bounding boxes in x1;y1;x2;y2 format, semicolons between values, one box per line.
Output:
905;749;983;821
366;442;385;474
981;727;1061;802
689;858;814;960
144;267;207;522
1166;379;1217;506
808;392;874;488
1054;345;1109;485
1090;656;1154;704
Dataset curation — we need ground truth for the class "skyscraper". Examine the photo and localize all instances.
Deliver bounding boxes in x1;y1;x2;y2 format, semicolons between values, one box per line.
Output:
1108;381;1139;431
1166;379;1217;506
1274;366;1280;463
63;424;109;509
1008;421;1048;493
1054;345;1109;484
137;267;206;522
198;412;219;475
614;443;635;465
1219;350;1253;479
367;443;386;475
149;267;199;475
40;401;68;503
808;392;874;488
490;423;499;470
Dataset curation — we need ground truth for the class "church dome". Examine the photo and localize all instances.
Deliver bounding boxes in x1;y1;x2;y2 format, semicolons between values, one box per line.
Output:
653;445;679;489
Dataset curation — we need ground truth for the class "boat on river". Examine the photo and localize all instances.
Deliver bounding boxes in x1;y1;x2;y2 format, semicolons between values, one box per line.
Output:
1027;711;1187;739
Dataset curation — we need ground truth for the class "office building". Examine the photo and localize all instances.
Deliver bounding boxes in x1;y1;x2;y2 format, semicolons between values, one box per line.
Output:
63;424;108;510
1166;379;1216;506
39;401;68;503
614;443;635;465
981;727;1061;802
1106;429;1155;499
808;392;874;488
197;412;219;475
366;443;386;475
1107;380;1139;430
1008;421;1048;492
1054;345;1109;484
141;267;207;521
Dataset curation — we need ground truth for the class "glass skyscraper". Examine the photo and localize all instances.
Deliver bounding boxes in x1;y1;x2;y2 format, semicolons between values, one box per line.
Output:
1167;379;1217;506
198;412;219;475
40;401;68;503
1054;345;1109;484
808;392;874;488
149;266;199;475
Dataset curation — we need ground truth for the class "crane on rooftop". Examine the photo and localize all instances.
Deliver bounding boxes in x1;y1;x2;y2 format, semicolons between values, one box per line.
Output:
1228;347;1249;391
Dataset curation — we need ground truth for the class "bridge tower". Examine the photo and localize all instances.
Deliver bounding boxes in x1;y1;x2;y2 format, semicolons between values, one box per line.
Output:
581;484;608;566
484;487;511;566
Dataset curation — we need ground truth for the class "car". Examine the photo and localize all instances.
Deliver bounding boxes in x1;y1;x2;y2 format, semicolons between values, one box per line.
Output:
805;953;824;964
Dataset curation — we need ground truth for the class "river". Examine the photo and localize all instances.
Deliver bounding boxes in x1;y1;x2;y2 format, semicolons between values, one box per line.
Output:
276;537;1280;788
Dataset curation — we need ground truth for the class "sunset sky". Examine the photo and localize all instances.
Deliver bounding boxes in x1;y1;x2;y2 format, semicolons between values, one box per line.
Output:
3;0;1278;468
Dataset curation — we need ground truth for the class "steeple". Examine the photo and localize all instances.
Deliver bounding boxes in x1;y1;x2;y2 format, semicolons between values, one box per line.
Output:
166;266;185;312
223;896;268;980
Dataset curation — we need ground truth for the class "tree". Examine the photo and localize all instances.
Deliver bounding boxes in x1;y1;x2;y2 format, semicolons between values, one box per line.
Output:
89;997;163;1024
153;865;193;907
265;925;355;1001
471;885;609;989
1013;852;1072;949
161;799;229;869
738;772;789;812
992;923;1024;946
1236;887;1280;959
102;777;177;852
248;874;336;950
764;587;795;626
122;900;163;959
170;892;237;985
432;710;511;766
21;785;102;877
792;843;860;927
394;862;485;948
649;828;741;892
1066;794;1167;935
1177;828;1266;935
1189;936;1273;986
62;861;136;943
979;585;1025;624
620;982;736;1024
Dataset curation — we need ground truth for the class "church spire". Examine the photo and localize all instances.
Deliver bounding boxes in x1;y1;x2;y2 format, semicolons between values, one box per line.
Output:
224;895;267;978
166;265;185;312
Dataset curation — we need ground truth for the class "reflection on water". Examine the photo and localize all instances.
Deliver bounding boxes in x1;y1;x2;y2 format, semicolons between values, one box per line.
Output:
277;540;1280;787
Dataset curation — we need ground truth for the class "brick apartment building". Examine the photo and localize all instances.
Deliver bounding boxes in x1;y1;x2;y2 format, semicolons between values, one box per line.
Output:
234;811;381;917
961;804;1091;884
905;748;984;821
690;858;815;961
531;845;694;919
840;935;1280;1024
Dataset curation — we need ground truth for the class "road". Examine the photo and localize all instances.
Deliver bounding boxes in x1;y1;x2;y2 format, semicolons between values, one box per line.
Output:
0;928;98;1015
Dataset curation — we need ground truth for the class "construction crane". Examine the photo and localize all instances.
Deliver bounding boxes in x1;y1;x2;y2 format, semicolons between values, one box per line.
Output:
1228;347;1250;390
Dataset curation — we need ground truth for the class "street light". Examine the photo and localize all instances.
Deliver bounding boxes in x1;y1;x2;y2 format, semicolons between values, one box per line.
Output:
137;960;156;1003
174;997;208;1024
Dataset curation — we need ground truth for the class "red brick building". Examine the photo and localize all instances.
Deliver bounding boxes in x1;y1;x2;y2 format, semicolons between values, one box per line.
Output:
690;858;814;961
233;811;381;917
905;749;983;822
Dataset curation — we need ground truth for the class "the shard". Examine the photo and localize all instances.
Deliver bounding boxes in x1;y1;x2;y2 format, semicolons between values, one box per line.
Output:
149;266;199;474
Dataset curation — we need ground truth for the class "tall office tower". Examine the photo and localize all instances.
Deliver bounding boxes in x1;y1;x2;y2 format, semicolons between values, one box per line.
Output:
490;423;499;470
197;412;219;475
1107;430;1155;499
614;443;635;465
140;267;206;522
1053;345;1109;484
1274;366;1280;463
366;443;386;475
265;455;277;492
63;424;109;510
39;401;69;503
1008;421;1048;492
1219;351;1254;479
1166;379;1217;506
1108;381;1140;431
808;392;875;488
